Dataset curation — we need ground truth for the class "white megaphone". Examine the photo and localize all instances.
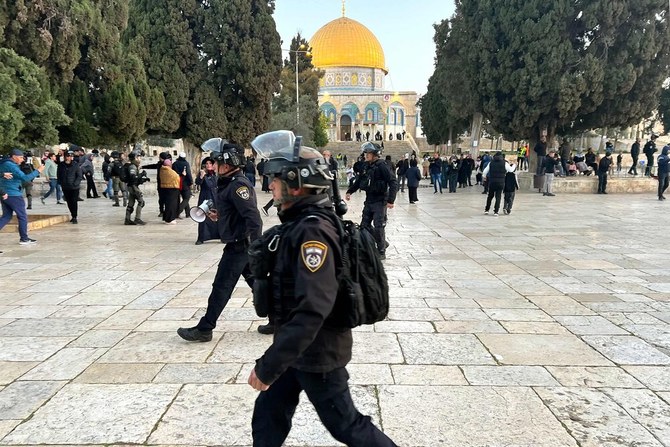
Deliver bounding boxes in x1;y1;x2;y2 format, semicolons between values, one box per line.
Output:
189;200;214;223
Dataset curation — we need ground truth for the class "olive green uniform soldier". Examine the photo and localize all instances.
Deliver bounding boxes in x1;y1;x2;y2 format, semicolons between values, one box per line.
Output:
109;151;128;207
123;151;149;225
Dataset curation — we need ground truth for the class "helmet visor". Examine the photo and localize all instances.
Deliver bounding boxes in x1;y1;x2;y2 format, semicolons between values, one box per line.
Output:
251;130;296;160
201;138;226;153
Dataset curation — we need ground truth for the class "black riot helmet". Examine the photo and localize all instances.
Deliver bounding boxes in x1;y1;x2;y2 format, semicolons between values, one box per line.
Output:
361;142;382;156
251;130;333;189
201;137;244;167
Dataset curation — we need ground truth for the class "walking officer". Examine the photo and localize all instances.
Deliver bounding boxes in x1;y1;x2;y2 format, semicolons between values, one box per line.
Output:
247;130;397;447
123;150;149;225
177;139;264;342
345;142;397;259
109;151;127;207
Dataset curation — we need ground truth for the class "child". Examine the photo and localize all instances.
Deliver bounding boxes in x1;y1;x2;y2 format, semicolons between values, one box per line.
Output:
503;163;519;215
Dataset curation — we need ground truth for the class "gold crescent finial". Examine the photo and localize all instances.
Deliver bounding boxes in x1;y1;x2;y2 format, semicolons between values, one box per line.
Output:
342;0;346;17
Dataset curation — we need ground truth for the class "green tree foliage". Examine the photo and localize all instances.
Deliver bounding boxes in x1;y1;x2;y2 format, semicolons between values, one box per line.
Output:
0;48;69;151
200;0;282;145
124;0;200;134
313;114;330;148
1;0;164;145
420;18;471;145
59;79;97;146
430;0;670;146
659;86;670;134
270;34;324;147
0;0;93;86
185;84;229;145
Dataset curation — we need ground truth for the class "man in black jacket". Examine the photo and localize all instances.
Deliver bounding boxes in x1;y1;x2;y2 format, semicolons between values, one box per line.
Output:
248;132;397;447
597;151;613;194
395;154;409;192
629;138;640;175
178;142;263;341
345;143;398;259
172;152;193;218
643;135;658;176
57;151;83;224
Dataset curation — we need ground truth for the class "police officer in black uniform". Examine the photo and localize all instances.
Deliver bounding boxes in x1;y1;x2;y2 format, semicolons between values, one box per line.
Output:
247;130;397;447
345;142;398;259
177;140;264;342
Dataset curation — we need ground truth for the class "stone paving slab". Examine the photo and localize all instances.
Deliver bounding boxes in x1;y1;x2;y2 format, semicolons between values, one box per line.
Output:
380;385;579;446
2;186;670;445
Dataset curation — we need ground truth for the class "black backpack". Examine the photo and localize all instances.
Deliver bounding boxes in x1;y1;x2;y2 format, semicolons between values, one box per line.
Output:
119;163;130;183
247;210;390;328
327;216;390;327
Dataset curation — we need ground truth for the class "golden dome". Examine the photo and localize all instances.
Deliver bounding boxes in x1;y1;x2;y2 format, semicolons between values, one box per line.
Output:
309;17;387;73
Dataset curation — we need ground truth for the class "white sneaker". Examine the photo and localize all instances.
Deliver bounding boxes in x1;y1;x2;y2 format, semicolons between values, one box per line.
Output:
493;213;499;217
19;238;37;245
484;211;489;215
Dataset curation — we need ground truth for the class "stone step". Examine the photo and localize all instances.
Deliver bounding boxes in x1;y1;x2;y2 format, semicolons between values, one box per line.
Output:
0;214;71;233
325;140;415;165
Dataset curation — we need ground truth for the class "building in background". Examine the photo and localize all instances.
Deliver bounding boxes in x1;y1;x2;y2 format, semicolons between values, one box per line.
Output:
309;11;418;142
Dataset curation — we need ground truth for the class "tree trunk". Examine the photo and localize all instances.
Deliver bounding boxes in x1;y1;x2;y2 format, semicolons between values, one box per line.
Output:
469;112;483;158
599;127;608;152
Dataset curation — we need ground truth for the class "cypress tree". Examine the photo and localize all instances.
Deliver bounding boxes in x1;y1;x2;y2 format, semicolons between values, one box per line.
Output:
124;0;200;134
200;0;282;145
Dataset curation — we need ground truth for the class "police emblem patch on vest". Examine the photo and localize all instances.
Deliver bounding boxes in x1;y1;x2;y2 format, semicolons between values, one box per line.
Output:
301;241;328;272
236;186;250;200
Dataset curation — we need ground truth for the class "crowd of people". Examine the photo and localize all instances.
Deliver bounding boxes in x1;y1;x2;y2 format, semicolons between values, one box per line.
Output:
4;130;670;445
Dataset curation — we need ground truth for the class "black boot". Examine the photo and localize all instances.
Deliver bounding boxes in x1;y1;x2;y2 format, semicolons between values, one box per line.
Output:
257;323;275;335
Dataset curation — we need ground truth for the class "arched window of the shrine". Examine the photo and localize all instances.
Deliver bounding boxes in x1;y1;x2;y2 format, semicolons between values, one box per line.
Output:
320;103;337;123
399;109;405;126
390;109;397;125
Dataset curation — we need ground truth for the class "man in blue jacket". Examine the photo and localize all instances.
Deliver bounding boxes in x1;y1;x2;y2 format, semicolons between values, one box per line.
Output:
0;149;44;244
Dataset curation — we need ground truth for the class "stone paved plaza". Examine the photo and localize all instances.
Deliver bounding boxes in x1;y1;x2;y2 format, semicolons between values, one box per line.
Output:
1;183;669;447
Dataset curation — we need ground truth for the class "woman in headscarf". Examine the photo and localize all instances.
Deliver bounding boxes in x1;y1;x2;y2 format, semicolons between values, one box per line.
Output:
194;157;219;244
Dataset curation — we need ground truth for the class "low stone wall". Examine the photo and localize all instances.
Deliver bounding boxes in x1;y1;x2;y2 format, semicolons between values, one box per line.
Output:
517;173;658;194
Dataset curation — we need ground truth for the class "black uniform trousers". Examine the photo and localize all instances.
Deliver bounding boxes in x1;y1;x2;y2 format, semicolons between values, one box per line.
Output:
62;189;79;219
629;157;638;175
197;240;253;331
485;184;503;213
252;367;397;447
361;201;387;255
646;155;654;176
178;188;192;217
658;172;669;198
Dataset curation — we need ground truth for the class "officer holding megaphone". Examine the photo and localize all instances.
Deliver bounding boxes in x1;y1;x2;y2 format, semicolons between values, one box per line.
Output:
178;139;264;342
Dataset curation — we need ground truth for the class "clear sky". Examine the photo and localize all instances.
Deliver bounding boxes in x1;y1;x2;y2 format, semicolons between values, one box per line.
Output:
273;0;456;96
